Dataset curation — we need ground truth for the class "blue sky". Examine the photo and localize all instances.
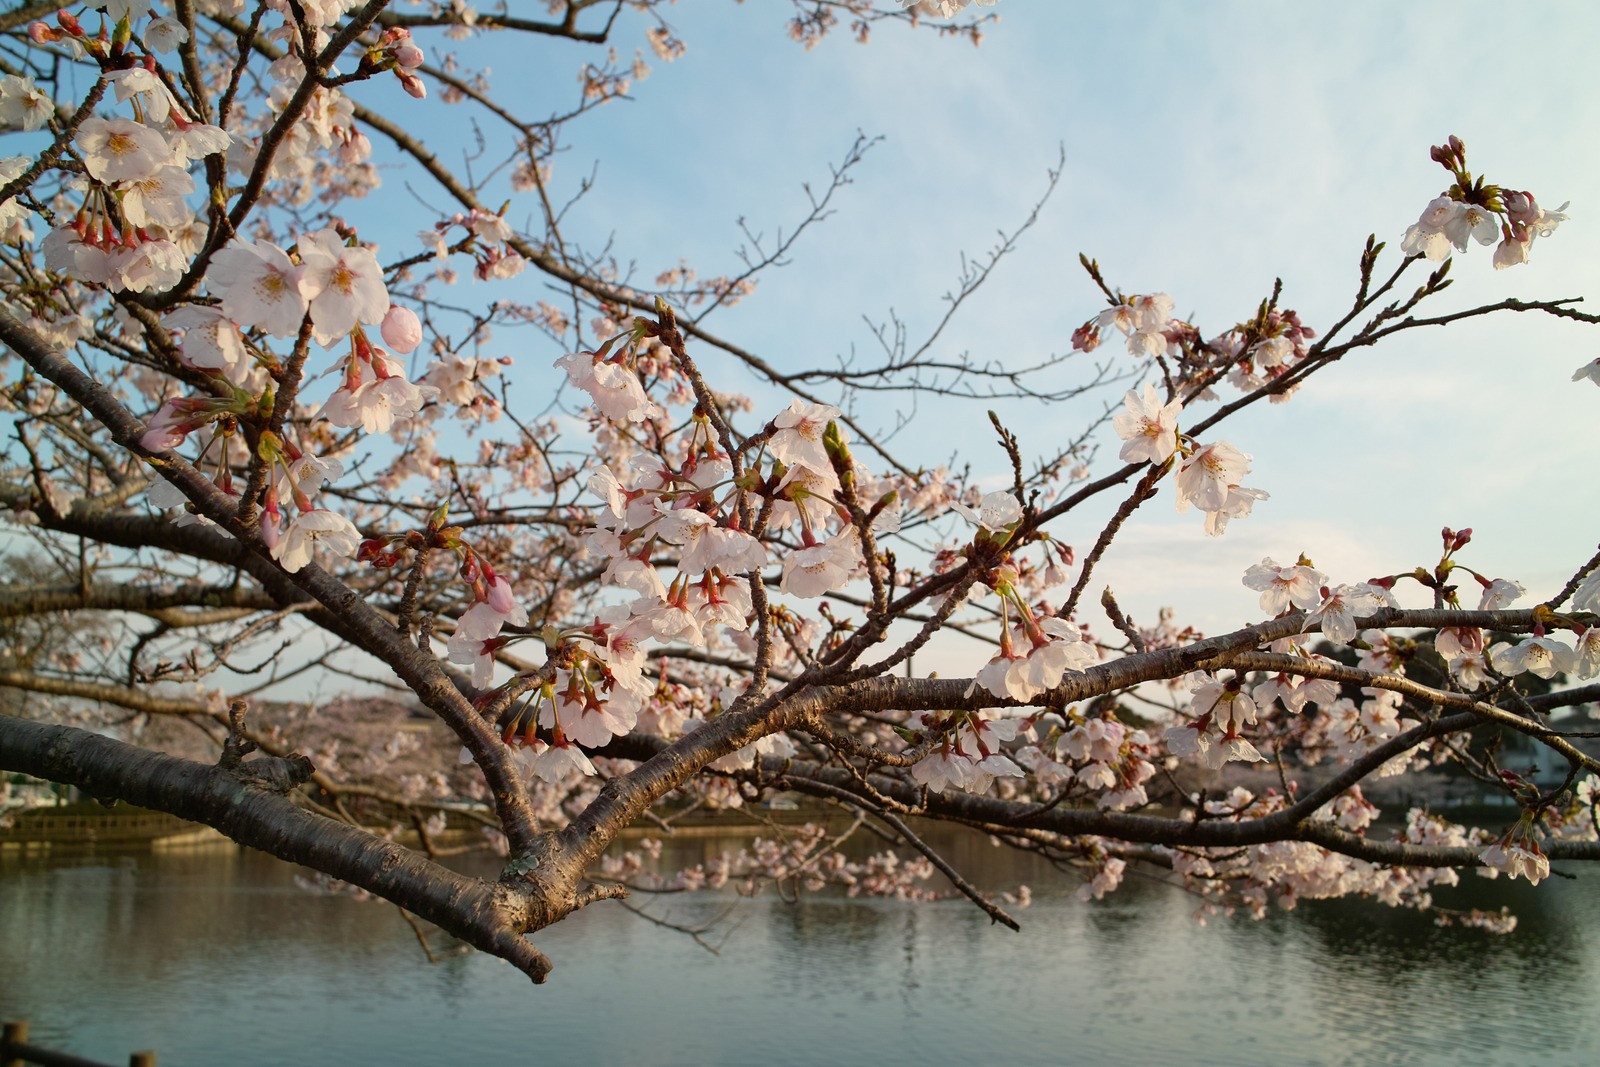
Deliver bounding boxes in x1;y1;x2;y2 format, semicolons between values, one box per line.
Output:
335;2;1600;638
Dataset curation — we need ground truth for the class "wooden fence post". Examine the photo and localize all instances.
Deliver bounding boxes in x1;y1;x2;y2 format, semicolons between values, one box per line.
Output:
2;1021;26;1067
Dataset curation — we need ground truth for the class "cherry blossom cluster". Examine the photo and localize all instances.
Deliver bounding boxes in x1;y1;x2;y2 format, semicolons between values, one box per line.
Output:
1074;288;1316;400
901;0;1000;18
962;550;1098;703
1292;682;1420;778
366;26;428;98
508;324;924;777
40;46;231;292
420;208;528;282
1401;135;1567;269
1479;809;1550;886
1067;268;1337;538
1016;715;1158;812
909;710;1029;793
1164;672;1268;767
129;224;443;571
1104;352;1287;535
592;825;949;903
1163;791;1479;923
8;0;1599;948
1403;530;1598;689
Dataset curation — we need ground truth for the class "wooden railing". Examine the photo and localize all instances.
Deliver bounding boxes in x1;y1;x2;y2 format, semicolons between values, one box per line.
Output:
0;807;199;845
1;1020;153;1067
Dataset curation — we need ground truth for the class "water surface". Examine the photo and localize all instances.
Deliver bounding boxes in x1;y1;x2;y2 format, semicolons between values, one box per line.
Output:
1;837;1593;1066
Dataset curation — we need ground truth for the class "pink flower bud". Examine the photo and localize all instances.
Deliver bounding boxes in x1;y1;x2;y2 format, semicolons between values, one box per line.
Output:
380;305;423;354
485;574;517;615
337;130;372;166
139;399;198;452
1501;190;1539;227
396;44;425;69
260;507;282;551
399;72;426;99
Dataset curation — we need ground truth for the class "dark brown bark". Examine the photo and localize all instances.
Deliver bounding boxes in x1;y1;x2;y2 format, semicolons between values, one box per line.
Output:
0;713;556;981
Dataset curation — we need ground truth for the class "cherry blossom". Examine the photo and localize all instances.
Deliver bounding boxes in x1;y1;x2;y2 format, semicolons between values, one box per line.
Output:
208;240;310;337
674;518;768;577
1190;674;1257;735
769;399;842;472
447;630;501;689
976;616;1097;702
272;509;361;573
144;15;190;53
115;164;195;228
1306;583;1385;644
10;6;1600;980
297;228;390;342
516;738;597;783
1242;557;1326;615
779;538;857;598
1573;628;1600;679
0;74;53;131
1480;838;1548;886
555;350;661;424
110;237;187;293
1575;571;1600;614
1442;202;1499;251
951;490;1023;538
75;116;171;183
542;675;640;748
1078;856;1126;901
457;578;529;639
1112;383;1181;465
1492;229;1530;270
318;352;429;433
1434;626;1484;660
1490;635;1576;679
1448;651;1491;691
1174;440;1251;514
1477;577;1525;611
139;396;221;452
165;305;251;382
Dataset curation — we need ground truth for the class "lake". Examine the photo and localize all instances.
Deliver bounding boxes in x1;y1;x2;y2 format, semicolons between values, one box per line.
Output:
1;830;1596;1066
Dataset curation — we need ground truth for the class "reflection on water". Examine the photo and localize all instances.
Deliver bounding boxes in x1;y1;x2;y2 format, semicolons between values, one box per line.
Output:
2;834;1596;1067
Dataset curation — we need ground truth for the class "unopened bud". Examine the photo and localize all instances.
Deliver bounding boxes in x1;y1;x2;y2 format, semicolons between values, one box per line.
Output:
1501;191;1539;227
260;508;281;551
381;305;423;354
822;420;851;467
